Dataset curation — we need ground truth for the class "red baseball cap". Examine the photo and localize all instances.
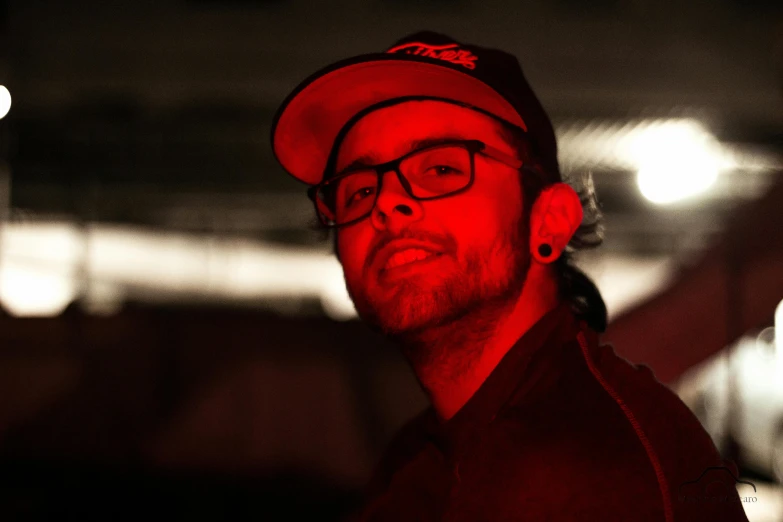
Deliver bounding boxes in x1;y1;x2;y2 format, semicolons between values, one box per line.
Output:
271;31;561;186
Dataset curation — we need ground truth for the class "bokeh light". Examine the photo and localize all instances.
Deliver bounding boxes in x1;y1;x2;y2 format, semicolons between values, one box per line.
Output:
776;298;783;356
0;86;11;120
629;120;723;205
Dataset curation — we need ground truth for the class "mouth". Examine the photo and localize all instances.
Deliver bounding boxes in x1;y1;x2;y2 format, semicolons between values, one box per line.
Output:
381;249;444;275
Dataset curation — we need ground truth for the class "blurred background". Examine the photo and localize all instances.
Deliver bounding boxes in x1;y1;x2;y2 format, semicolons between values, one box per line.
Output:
0;0;781;520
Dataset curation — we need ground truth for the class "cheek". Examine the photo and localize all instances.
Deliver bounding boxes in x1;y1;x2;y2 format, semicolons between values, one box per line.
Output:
448;196;511;245
337;229;371;279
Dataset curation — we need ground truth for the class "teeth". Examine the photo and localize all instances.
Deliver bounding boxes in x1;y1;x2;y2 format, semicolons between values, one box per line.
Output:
385;248;436;270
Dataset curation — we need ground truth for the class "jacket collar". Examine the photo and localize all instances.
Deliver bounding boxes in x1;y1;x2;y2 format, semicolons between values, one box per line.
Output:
420;300;586;456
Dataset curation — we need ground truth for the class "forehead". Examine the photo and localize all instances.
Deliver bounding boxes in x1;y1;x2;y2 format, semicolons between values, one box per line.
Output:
335;100;514;170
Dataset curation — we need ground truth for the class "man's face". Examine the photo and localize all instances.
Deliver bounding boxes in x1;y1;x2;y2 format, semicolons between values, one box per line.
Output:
334;100;531;338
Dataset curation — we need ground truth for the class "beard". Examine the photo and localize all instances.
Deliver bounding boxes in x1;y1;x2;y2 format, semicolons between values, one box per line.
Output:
343;213;532;355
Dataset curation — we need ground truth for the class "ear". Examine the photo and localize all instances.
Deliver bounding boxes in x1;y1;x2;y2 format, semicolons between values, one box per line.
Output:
529;183;583;262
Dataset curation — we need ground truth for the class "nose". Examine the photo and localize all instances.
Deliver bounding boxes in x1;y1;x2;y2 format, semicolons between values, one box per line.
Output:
369;169;423;230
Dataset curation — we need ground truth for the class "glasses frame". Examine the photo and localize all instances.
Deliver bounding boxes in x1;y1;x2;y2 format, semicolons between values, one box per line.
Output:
307;139;525;228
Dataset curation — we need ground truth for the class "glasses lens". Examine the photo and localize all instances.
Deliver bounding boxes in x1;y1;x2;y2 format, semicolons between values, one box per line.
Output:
316;170;378;226
401;145;472;198
316;145;473;226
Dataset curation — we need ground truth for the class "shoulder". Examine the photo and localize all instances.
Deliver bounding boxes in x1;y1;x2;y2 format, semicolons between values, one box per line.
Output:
577;333;725;474
494;327;742;519
572;330;749;519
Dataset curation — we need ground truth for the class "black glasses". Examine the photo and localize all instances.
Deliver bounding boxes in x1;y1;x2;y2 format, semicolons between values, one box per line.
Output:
308;139;524;228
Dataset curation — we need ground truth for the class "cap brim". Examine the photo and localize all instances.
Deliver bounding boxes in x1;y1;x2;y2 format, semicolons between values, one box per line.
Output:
271;54;526;185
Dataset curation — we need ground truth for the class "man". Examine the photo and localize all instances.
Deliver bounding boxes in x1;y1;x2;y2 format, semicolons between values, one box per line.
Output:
271;32;750;521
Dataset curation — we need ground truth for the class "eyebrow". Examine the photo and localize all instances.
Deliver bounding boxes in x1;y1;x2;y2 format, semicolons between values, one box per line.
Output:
337;134;470;175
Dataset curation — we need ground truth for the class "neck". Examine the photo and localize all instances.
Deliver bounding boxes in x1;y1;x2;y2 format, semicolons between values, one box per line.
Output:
399;266;560;422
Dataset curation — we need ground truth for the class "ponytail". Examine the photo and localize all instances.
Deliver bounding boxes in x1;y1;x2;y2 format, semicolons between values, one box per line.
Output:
557;261;607;333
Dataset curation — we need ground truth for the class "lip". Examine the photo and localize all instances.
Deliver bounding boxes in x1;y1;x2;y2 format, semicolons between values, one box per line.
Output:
381;251;444;277
375;240;445;274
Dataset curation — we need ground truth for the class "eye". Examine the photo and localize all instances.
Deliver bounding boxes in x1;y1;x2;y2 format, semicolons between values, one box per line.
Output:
346;186;376;207
428;165;463;176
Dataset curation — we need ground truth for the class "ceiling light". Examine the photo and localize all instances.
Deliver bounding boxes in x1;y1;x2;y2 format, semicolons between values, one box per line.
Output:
625;120;723;205
0;86;10;120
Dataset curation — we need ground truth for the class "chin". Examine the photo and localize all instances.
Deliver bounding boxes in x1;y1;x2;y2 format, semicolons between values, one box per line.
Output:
366;283;468;337
376;304;440;336
346;245;526;336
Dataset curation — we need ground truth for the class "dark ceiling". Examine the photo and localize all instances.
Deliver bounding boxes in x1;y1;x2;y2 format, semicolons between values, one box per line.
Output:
1;0;781;256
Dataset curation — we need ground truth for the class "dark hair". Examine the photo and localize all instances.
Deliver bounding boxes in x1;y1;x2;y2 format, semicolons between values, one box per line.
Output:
305;124;608;333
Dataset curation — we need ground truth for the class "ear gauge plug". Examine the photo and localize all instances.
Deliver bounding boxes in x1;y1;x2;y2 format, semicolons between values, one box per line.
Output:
538;243;552;258
534;242;558;263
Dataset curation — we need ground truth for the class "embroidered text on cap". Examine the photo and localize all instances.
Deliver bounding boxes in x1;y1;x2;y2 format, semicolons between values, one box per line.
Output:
386;42;478;70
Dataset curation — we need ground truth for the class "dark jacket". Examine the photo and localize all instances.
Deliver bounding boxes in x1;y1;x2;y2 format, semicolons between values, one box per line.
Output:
348;302;751;521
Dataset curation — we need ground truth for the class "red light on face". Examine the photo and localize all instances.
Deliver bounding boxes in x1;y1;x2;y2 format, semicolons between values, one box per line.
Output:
334;100;528;336
380;252;446;280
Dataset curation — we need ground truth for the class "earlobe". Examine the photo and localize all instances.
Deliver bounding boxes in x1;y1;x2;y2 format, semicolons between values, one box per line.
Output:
530;183;583;262
535;242;555;262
